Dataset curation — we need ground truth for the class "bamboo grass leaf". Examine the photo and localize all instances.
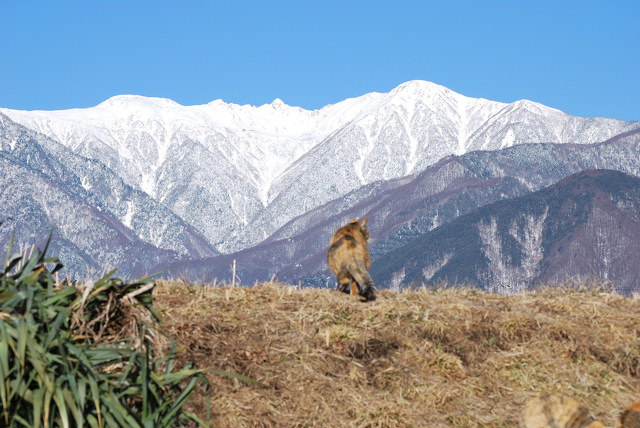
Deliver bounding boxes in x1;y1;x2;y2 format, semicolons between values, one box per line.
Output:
161;368;211;384
53;388;70;428
43;387;53;428
16;319;27;367
141;339;149;421
76;377;87;412
32;388;43;428
2;232;15;273
44;286;76;306
12;414;32;427
44;312;67;348
163;342;176;375
159;374;203;426
15;249;42;282
118;349;138;381
0;238;210;428
62;388;83;428
38;233;54;265
101;411;118;428
0;332;9;414
85;414;99;428
209;368;259;384
102;392;142;428
87;376;102;427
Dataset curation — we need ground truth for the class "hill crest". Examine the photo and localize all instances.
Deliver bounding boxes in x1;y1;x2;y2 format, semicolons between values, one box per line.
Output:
155;281;640;427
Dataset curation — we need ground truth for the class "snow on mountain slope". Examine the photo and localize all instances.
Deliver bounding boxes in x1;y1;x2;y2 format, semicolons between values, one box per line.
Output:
2;81;638;255
0;113;216;276
1;93;384;202
1;91;391;251
167;129;640;288
240;82;638;250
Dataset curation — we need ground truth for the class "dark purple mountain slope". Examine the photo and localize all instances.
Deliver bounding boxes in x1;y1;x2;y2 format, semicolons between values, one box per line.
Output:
371;169;640;294
165;128;640;286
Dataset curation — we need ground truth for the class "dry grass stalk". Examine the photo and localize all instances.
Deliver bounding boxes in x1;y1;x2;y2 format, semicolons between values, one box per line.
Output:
154;281;640;427
71;281;166;354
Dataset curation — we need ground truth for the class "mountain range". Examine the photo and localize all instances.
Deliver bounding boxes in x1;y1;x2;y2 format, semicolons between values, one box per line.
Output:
0;113;216;277
371;169;640;295
169;129;640;291
1;80;639;291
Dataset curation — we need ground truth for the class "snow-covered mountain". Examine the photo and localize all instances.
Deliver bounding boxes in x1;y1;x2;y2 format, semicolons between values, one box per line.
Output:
166;129;640;289
1;81;638;271
1;90;389;251
0;113;216;277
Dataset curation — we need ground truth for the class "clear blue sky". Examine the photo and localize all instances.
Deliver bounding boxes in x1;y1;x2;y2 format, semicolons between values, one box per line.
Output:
1;1;638;120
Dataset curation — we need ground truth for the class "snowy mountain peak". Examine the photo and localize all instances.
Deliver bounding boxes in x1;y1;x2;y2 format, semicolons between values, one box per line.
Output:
510;99;562;116
391;79;448;94
97;94;182;110
387;80;462;104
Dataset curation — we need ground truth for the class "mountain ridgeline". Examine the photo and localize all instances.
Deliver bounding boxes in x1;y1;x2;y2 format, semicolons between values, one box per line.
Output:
1;80;639;292
169;129;640;294
371;169;640;294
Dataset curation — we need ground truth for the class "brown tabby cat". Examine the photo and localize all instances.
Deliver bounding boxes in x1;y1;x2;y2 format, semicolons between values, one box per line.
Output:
327;218;376;302
618;402;640;428
523;394;640;428
522;393;604;428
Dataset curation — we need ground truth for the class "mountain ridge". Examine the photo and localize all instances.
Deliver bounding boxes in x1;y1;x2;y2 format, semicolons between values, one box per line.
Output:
371;169;640;294
165;129;640;291
1;81;639;280
3;80;635;216
0;113;217;277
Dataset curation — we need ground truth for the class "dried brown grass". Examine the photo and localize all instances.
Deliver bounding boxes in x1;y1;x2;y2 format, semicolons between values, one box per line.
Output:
70;281;167;353
153;281;639;427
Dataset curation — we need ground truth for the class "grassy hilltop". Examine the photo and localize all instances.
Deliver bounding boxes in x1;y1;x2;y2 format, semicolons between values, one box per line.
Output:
155;282;639;427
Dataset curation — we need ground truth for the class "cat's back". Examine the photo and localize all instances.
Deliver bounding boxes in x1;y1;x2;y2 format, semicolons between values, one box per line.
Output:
522;393;604;428
619;402;640;428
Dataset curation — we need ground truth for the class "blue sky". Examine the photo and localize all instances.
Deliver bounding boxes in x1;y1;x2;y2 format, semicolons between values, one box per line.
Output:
1;1;638;120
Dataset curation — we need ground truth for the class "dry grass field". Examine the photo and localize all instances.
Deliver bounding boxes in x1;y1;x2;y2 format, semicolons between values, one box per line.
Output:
153;281;639;427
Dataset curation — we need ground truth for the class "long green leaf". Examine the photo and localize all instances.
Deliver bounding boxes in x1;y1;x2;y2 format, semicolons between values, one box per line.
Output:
39;233;54;266
208;368;259;384
87;375;102;427
2;232;15;273
15;248;42;282
52;387;69;428
44;312;67;348
85;414;99;428
32;388;43;428
0;326;9;415
101;392;141;428
159;374;202;426
16;318;27;367
141;339;149;422
62;387;82;428
43;286;76;307
12;414;32;427
76;377;87;415
101;409;120;428
43;376;53;427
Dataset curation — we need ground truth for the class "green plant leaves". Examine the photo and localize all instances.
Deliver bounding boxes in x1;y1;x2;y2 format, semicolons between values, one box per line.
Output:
0;232;210;427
